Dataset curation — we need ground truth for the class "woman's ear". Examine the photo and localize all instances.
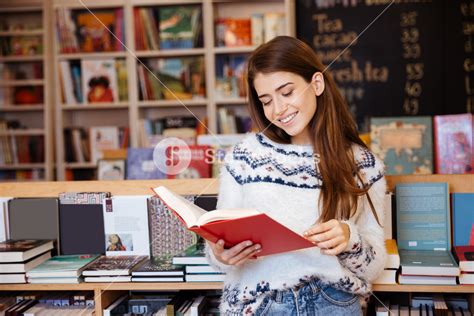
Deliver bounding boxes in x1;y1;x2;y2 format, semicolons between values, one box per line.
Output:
311;72;325;96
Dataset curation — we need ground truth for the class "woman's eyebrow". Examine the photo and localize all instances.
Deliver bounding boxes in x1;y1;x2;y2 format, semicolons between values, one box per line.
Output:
258;82;294;98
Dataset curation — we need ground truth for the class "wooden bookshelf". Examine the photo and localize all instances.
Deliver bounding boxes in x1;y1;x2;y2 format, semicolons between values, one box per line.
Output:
0;0;54;181
51;0;294;180
0;174;472;315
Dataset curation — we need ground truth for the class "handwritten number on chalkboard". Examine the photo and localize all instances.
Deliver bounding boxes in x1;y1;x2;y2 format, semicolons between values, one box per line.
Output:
400;11;418;27
403;99;419;115
405;82;422;98
402;43;421;59
406;64;424;81
401;28;419;43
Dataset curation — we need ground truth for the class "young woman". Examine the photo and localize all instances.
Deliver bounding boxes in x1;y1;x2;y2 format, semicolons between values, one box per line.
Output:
206;36;387;315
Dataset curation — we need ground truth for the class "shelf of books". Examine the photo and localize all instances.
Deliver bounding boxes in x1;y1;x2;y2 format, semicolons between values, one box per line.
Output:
52;0;294;181
0;174;472;315
0;0;54;182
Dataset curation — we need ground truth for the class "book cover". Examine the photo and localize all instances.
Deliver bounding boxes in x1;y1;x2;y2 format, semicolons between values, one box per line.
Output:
166;145;212;179
89;126;120;163
8;198;59;244
26;254;99;278
59;204;105;256
126;148;165;180
454;245;474;272
154;186;316;257
74;9;121;52
81;59;118;103
159;5;201;49
104;196;150;256
82;255;147;276
396;183;451;251
451;193;474;247
373;269;397;285
370;116;433;174
433;113;473;174
396;183;460;276
223;19;251;47
147;196;197;259
131;257;184;276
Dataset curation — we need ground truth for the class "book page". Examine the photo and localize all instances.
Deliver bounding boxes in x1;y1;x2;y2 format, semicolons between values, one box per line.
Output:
153;186;206;227
196;209;260;227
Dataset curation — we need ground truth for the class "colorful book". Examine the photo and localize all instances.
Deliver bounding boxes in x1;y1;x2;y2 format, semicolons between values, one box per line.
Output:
26;254;99;278
159;5;201;49
0;240;54;263
370;116;433;174
166;145;212;179
451;193;474;247
82;255;147;276
154;186;316;257
433;113;473;174
454;246;474;272
81;59;118;103
147;196;197;259
396;183;459;277
126;148;166;180
131;257;184;277
74;9;122;52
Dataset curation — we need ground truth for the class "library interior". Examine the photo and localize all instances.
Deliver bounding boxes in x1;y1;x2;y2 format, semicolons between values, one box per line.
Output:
0;0;472;315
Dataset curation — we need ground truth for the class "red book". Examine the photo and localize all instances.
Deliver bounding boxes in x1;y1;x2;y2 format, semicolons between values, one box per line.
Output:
433;113;473;174
166;145;212;179
454;245;474;272
152;186;315;257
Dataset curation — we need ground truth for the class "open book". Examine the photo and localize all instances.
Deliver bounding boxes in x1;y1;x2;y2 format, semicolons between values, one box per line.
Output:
152;186;315;257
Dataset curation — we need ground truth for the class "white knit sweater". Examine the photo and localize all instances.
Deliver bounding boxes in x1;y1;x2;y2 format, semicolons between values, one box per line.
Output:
206;133;387;314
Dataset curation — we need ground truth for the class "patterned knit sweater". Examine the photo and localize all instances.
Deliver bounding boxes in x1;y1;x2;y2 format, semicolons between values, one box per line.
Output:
205;132;387;314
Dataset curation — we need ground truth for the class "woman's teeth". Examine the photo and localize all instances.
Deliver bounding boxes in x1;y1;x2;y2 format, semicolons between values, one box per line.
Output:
279;112;297;124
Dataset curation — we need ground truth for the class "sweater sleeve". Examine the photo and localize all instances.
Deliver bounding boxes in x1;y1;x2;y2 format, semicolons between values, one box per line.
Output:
204;151;244;273
336;151;387;283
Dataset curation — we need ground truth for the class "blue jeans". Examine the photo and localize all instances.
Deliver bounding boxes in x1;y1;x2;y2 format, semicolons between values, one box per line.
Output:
254;279;362;316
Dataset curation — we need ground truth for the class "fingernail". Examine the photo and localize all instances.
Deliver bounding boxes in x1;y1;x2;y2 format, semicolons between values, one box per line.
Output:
246;241;252;247
255;244;261;250
256;249;262;253
303;232;308;236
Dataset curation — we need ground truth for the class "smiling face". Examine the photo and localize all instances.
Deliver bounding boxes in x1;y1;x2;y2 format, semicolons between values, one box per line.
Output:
253;71;324;145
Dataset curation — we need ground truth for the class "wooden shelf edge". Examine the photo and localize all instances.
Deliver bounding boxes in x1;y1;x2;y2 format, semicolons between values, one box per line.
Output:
0;283;472;293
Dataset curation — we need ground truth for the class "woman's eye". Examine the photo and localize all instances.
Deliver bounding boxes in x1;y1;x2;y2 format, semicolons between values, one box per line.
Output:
282;90;293;97
261;100;271;106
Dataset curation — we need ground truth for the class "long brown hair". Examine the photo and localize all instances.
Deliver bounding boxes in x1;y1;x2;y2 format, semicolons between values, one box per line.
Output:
246;36;380;224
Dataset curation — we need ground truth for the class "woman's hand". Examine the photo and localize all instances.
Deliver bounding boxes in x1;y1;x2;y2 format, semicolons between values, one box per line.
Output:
207;239;261;266
303;219;350;255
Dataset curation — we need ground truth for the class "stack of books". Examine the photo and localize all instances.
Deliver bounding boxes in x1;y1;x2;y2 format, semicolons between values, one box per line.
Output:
172;244;225;283
396;183;461;285
26;254;99;284
82;255;147;282
455;246;474;284
0;239;53;284
374;239;400;285
131;257;184;282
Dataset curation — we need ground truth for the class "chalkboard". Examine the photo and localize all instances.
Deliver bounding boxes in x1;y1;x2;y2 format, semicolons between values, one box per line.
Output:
296;0;473;132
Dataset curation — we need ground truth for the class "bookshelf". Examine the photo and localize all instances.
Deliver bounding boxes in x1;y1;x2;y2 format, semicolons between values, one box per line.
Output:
0;0;54;181
0;174;472;315
52;0;295;180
